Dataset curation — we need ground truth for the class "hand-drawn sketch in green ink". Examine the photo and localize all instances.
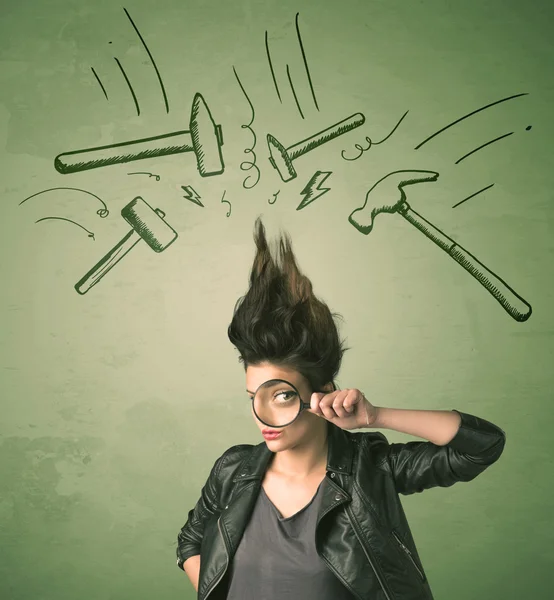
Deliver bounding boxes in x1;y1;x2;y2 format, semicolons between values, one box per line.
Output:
452;184;495;209
127;171;161;181
113;56;140;116
19;187;110;218
74;196;177;295
265;12;319;114
233;66;260;189
285;63;306;119
90;66;109;100
220;190;231;217
35;217;96;240
54;93;224;177
414;92;528;150
297;171;332;210
267;113;364;182
268;190;280;205
455;129;531;164
182;185;204;207
341;110;409;161
348;170;532;322
123;7;169;114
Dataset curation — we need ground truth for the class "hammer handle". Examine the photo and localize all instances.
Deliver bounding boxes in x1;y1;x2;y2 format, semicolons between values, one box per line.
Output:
287;113;365;160
55;131;195;174
398;202;532;322
75;229;141;294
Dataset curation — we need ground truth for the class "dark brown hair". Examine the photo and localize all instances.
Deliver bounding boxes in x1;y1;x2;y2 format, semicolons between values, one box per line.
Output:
227;216;350;392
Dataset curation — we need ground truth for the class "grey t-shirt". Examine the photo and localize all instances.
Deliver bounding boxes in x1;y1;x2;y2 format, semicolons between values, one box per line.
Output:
224;478;357;599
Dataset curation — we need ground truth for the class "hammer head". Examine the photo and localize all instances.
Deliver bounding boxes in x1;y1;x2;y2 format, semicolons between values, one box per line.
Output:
267;133;296;182
348;170;440;234
190;93;225;177
121;196;178;252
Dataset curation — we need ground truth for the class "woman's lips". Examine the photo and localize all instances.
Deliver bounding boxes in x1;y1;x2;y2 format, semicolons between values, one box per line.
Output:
262;431;282;439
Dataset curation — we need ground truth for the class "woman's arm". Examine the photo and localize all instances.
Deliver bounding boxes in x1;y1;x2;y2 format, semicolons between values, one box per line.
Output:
182;555;201;592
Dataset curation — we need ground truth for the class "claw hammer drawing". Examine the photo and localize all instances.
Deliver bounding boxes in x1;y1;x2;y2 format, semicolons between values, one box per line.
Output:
348;170;532;322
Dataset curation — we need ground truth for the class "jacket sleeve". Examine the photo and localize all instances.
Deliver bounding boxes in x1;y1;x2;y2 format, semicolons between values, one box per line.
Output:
370;409;506;495
176;448;229;569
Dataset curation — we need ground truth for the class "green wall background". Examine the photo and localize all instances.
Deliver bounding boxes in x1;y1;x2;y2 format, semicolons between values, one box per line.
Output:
1;0;553;598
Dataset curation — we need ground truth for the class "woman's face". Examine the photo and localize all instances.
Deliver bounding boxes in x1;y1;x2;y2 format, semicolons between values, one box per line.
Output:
245;362;331;450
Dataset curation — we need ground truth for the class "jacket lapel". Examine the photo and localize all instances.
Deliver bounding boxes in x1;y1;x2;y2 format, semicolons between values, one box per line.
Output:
219;421;355;558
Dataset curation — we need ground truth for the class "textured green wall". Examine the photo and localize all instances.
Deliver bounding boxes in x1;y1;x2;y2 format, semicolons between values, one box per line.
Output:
1;0;553;598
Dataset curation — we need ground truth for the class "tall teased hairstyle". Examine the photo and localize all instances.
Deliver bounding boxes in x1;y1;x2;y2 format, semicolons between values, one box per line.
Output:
227;216;350;392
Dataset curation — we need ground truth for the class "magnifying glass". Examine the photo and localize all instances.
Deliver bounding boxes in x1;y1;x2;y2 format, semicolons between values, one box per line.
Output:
251;378;334;428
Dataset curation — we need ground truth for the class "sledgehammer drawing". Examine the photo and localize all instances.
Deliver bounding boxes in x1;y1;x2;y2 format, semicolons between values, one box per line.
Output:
54;93;224;177
348;170;532;322
75;196;178;295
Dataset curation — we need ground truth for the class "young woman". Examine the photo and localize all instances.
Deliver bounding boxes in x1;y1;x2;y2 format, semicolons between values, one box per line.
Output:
176;216;506;600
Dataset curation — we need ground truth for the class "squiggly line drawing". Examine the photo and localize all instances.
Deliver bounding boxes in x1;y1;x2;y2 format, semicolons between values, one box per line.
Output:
221;190;231;217
233;66;261;189
268;190;280;204
128;171;161;181
35;217;95;240
19;187;109;218
341;110;409;161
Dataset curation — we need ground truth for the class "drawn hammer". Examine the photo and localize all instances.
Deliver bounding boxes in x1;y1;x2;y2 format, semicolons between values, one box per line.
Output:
75;196;178;294
348;170;532;322
267;113;365;182
55;93;224;177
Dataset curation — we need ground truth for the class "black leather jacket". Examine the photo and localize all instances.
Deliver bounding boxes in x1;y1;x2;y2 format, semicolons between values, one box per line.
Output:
177;409;506;600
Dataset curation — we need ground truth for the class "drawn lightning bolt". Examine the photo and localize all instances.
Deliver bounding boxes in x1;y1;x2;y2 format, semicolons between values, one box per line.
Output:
181;185;204;207
297;171;332;210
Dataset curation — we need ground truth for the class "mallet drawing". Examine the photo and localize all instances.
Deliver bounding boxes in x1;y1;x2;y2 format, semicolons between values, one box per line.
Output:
75;196;178;295
267;112;365;182
55;93;224;177
348;170;532;322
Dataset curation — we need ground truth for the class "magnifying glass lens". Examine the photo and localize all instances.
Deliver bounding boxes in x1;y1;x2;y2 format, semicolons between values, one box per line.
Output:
253;380;301;427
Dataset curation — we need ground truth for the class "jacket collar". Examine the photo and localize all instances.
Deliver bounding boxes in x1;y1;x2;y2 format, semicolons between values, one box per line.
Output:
232;419;355;482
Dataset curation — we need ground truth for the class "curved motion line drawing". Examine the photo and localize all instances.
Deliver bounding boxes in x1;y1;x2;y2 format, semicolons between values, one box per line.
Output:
414;92;528;150
267;112;365;182
455;132;513;164
265;30;281;103
91;67;109;100
114;57;140;116
348;170;532;322
128;171;160;180
75;196;177;295
19;187;109;218
233;67;260;189
36;217;96;240
54;93;224;177
341;111;409;161
298;171;331;210
286;64;305;119
295;12;319;111
123;7;169;113
220;190;231;217
265;12;319;111
453;184;494;209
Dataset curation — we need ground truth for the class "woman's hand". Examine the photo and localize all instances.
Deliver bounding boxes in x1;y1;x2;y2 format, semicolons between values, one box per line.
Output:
309;388;379;430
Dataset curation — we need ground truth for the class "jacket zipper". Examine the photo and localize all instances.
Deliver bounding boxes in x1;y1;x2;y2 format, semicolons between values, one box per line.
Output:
346;506;393;600
391;530;425;581
202;516;229;600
